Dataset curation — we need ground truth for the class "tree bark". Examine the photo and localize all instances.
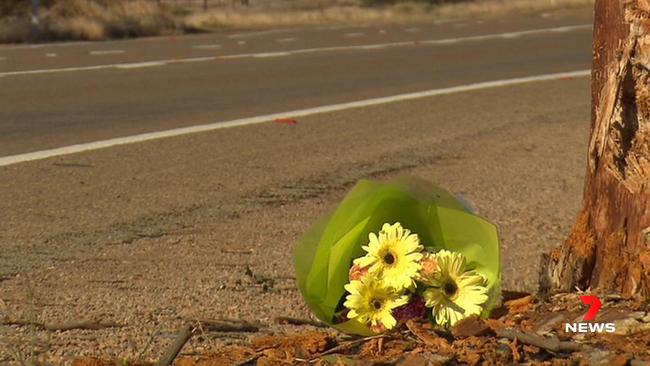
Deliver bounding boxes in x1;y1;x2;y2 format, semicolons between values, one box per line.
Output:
540;0;650;300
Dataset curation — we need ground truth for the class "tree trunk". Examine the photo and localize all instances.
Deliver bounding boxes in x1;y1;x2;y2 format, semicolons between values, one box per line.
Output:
540;0;650;300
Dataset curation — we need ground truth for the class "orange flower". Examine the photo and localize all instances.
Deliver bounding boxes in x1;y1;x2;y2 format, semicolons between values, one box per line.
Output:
418;252;438;283
349;264;369;281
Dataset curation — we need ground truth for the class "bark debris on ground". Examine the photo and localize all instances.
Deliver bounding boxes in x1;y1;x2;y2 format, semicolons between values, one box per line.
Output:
72;292;650;366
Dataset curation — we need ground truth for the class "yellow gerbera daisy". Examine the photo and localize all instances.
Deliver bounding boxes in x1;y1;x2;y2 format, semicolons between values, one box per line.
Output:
343;276;409;330
353;222;423;289
422;250;488;327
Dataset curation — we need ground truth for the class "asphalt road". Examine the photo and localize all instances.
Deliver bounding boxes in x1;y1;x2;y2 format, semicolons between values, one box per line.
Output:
0;11;593;156
0;7;594;362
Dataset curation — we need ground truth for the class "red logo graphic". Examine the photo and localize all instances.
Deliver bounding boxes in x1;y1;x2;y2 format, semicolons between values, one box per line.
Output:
580;295;602;321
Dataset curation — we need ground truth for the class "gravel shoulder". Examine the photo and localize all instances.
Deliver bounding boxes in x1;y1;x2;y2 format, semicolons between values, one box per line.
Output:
0;77;590;363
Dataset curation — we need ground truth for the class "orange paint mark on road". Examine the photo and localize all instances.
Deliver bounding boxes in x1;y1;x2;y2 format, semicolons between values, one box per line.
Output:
274;118;298;125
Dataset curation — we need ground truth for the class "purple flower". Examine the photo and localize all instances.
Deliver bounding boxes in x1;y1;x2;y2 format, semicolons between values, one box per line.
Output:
393;295;426;323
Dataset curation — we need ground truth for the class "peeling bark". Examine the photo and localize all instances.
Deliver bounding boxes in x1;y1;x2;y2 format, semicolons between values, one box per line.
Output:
540;0;650;300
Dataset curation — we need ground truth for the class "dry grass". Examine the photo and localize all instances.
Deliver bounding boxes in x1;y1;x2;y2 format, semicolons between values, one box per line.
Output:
183;5;432;30
0;18;36;43
432;0;594;19
184;0;594;31
0;0;177;43
44;0;177;40
0;0;594;43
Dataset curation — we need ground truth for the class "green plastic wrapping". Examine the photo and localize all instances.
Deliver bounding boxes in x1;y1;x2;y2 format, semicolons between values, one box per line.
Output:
293;176;501;335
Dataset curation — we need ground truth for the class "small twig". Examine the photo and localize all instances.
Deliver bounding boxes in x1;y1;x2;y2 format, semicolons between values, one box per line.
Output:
221;249;254;255
87;280;127;284
496;329;582;353
273;316;327;328
405;320;454;353
310;334;387;361
206;332;250;340
233;353;263;366
156;324;194;366
136;328;160;361
196;319;263;333
2;319;122;331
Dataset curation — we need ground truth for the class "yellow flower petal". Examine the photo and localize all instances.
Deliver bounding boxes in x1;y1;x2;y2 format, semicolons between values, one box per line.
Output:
354;222;423;289
422;250;488;327
343;275;406;331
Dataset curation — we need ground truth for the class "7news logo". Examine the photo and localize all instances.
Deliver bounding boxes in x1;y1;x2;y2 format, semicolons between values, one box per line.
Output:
564;295;616;333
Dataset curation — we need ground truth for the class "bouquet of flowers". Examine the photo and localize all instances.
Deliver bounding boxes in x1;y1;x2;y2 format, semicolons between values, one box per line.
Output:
294;177;500;335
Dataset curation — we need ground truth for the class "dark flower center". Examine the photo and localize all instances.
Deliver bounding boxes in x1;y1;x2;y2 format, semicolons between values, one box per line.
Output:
383;252;396;265
444;281;458;297
372;300;383;310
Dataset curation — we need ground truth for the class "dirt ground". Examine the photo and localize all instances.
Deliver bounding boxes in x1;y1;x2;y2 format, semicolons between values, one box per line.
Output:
0;76;593;364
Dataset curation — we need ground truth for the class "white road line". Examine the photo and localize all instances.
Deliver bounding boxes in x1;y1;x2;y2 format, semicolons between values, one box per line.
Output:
226;25;358;39
0;41;92;50
114;61;167;69
0;69;590;167
228;28;299;39
45;53;57;57
237;40;247;45
192;44;222;50
219;24;589;58
405;27;420;33
0;56;216;77
344;32;365;37
89;50;125;55
220;41;414;59
224;51;293;58
0;24;591;78
420;24;591;45
275;37;296;43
